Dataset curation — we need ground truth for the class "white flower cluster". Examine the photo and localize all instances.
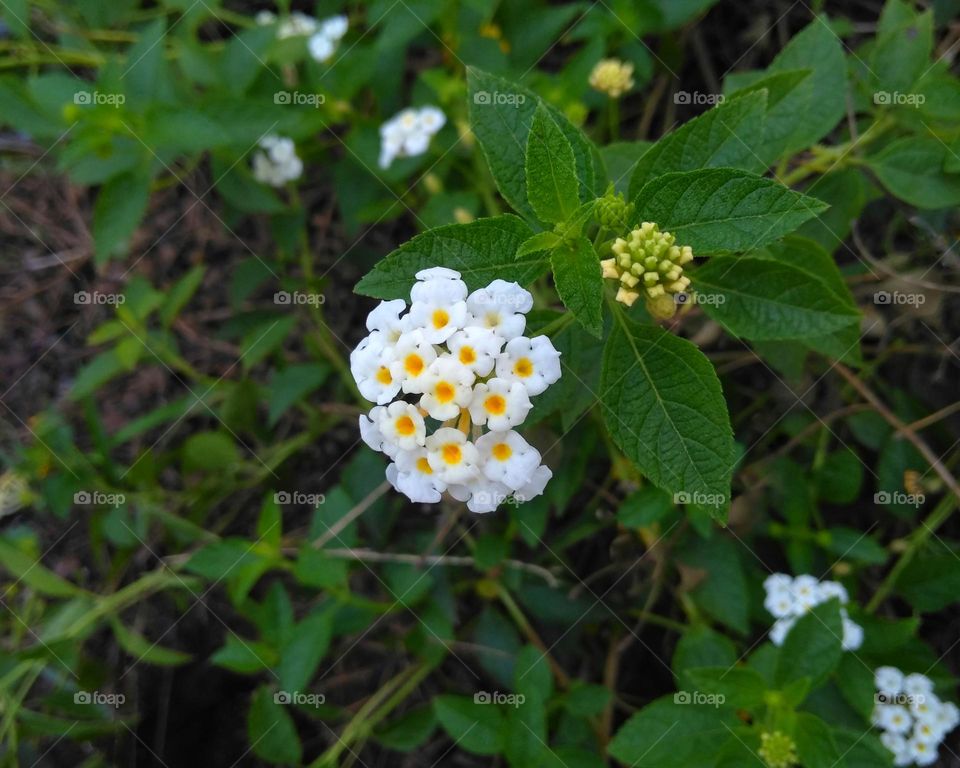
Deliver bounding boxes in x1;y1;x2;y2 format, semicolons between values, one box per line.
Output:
256;10;347;62
252;135;303;187
873;667;959;766
763;573;863;650
379;107;446;169
351;268;560;513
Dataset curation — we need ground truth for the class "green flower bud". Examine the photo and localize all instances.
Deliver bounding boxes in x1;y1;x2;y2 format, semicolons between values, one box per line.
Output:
596;184;635;231
600;221;694;312
758;731;798;768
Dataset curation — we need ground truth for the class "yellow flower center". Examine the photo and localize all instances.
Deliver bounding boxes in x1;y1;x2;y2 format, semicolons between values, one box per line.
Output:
432;309;450;329
484;311;500;327
375;366;392;385
435;381;455;403
492;443;512;461
513;358;533;378
484;394;506;415
395;415;415;436
404;354;424;376
441;444;462;465
416;457;432;474
459;346;476;365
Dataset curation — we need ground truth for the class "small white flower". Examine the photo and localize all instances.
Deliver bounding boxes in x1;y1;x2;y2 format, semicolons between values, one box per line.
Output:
763;573;793;594
911;696;937;723
457;476;513;513
255;10;277;25
419;106;446;134
476;431;542;491
877;704;913;734
252;135;302;187
419;357;475;420
447;327;504;377
880;732;910;764
876;667;905;697
907;735;939;766
841;613;864;651
469;378;532;431
351;334;400;404
277;11;318;39
496;335;561;396
359;407;392;456
818;580;849;604
466;280;532;340
769;616;795;646
388;447;446;503
790;574;820;611
308;33;335;62
377;106;445;169
320;14;348;41
904;673;935;700
391;329;438;394
378;401;426;452
763;590;795;619
515;464;552;502
426;428;479;485
409;279;468;344
366;299;408;336
933;700;959;735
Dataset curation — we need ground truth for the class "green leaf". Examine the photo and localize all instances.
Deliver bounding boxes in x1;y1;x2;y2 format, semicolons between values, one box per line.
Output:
0;538;80;597
277;609;333;692
248;686;301;765
266;363;330;426
93;172;151;263
632;169;829;253
433;695;505;756
608;695;738;767
525;103;580;224
896;554;960;612
678;536;750;634
516;230;562;259
375;706;437;752
159;265;205;328
550;236;603;337
355;215;539;299
293;548;348;590
211;635;277;674
693;257;860;341
628;91;768;197
109;618;190;666
181;431;240;474
467;67;596;220
775;599;843;688
684;666;768;709
794;712;843;768
241;316;296;371
821;527;887;565
872;3;933;92
600;314;734;507
867;136;960;209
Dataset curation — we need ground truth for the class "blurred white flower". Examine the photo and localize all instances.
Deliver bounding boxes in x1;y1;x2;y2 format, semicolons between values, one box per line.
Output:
252;134;302;187
378;106;446;169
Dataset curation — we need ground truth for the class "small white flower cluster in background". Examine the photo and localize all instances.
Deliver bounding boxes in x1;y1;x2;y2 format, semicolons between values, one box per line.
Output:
873;667;959;766
378;107;446;169
252;135;303;187
351;268;560;512
763;573;863;650
256;10;347;62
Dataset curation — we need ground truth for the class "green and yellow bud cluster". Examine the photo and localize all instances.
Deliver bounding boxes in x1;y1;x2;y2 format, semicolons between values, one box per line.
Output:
600;222;693;309
758;730;798;768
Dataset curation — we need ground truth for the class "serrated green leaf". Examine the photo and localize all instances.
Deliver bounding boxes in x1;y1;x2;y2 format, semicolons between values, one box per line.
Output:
867;136;960;209
93;172;151;264
628;91;768;197
467;67;596;220
693;257;860;340
355;215;538;299
266;363;330;426
600;314;733;504
794;712;843;768
433;695;505;756
632;169;828;253
872;3;933;92
775;599;843;687
277;609;333;693
159;265;205;328
684;666;768;709
526;103;579;224
516;230;562;259
550;236;602;337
